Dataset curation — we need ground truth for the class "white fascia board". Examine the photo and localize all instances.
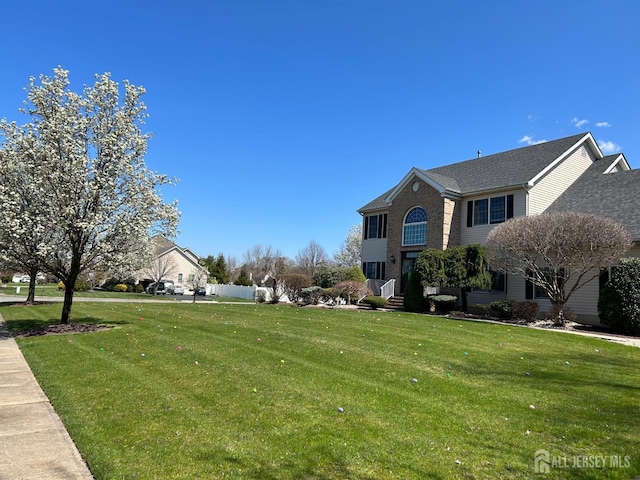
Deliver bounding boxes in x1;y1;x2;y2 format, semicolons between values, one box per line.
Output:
383;167;446;203
527;132;601;187
604;154;631;173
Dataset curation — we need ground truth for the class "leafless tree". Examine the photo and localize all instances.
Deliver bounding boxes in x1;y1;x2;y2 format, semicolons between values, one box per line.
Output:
225;255;239;283
295;240;328;278
141;254;178;295
334;224;362;267
486;212;632;324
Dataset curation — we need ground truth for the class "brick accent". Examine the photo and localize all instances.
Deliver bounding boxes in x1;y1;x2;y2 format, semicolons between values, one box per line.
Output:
385;176;461;292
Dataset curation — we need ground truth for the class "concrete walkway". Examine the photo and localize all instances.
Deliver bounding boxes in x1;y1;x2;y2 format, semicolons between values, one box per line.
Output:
0;314;93;480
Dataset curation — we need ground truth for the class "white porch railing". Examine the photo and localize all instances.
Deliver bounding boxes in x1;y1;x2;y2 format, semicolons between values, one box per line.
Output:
380;278;395;299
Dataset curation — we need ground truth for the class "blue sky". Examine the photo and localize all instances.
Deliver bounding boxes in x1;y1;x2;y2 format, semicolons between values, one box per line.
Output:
2;1;639;262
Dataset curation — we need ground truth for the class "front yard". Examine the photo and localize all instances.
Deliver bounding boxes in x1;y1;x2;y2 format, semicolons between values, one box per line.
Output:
2;301;638;479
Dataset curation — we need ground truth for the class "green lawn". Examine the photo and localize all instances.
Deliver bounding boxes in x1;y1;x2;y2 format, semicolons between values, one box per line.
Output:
2;302;639;479
0;283;152;299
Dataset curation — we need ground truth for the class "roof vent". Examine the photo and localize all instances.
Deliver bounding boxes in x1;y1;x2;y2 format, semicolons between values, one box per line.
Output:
477;150;482;158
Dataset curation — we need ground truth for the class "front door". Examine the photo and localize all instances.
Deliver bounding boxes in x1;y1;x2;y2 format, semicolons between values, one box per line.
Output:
400;251;420;293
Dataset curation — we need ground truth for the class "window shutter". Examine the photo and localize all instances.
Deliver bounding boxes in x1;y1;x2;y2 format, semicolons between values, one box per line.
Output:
382;213;387;238
377;215;383;238
599;268;609;290
364;217;369;240
376;262;381;279
506;194;514;219
525;279;533;299
467;201;473;227
381;262;386;280
362;263;366;276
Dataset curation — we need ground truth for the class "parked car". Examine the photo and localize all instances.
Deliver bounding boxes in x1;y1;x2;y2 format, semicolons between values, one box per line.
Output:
167;284;184;295
146;281;173;295
195;286;206;296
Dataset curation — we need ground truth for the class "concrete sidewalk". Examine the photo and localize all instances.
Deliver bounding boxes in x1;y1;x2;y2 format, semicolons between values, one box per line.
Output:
0;315;93;479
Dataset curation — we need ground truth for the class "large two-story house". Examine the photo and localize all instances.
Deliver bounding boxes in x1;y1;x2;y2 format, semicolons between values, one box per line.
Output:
358;132;640;323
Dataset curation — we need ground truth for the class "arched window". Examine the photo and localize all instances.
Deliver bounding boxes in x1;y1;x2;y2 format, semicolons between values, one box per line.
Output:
403;207;427;246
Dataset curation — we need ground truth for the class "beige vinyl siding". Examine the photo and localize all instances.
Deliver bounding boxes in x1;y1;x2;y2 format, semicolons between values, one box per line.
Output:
627;245;640;258
361;238;388;263
529;144;596;215
459;189;526;245
163;251;202;285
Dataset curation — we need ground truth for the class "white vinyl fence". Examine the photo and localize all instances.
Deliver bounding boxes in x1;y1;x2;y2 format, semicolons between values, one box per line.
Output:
207;284;256;300
207;284;291;303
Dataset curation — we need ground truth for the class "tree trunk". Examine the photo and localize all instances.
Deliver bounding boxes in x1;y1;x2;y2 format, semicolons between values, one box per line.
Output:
551;299;566;326
459;287;468;312
26;265;39;304
60;267;81;325
61;286;74;324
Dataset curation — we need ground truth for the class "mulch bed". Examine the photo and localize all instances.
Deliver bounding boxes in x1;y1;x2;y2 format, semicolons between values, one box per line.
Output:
17;324;114;338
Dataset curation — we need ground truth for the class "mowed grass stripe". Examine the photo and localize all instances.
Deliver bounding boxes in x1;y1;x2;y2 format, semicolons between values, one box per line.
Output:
3;301;639;479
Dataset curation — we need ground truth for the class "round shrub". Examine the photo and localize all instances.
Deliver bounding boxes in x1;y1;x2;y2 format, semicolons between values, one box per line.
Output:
599;257;640;335
114;283;128;292
489;300;515;320
468;304;491;317
428;294;458;313
57;281;65;290
73;279;89;292
512;301;540;322
361;296;388;310
301;286;323;305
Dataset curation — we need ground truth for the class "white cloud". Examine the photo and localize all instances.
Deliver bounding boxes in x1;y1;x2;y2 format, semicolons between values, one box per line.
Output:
597;140;621;155
571;117;589;128
527;114;538;121
519;135;547;145
596;122;611;128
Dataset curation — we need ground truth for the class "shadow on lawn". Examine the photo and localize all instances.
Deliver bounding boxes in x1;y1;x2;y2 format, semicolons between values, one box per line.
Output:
4;314;127;337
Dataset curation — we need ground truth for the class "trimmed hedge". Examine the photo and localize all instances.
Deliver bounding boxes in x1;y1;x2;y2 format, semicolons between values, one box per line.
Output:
360;296;388;310
428;294;458;313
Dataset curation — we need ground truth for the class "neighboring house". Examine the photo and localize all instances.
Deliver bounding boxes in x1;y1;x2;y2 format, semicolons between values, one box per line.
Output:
358;132;640;323
138;235;202;288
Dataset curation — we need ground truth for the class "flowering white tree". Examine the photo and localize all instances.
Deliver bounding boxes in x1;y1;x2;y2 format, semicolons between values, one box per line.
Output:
0;68;180;323
0;124;52;303
334;224;362;267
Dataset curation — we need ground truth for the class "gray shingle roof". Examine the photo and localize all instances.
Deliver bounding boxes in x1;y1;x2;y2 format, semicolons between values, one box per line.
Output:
546;157;640;240
358;133;589;212
423;133;588;194
151;235;178;255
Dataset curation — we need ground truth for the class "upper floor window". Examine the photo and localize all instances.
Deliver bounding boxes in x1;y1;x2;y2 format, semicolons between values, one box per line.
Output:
364;213;387;239
403;207;427;246
467;194;514;227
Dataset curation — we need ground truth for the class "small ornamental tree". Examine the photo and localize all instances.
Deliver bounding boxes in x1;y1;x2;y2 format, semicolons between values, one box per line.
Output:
185;268;208;303
487;212;632;325
403;270;426;313
281;273;312;304
598;257;640;335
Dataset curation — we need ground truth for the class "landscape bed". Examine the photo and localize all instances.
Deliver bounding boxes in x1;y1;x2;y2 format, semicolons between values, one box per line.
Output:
2;301;639;479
